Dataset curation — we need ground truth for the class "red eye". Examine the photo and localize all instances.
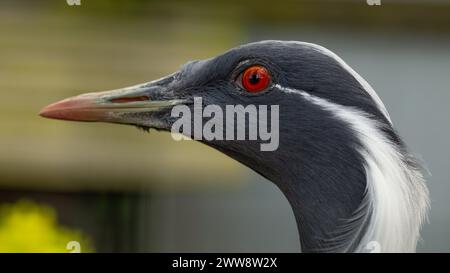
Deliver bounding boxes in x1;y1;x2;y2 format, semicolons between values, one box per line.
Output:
241;66;271;93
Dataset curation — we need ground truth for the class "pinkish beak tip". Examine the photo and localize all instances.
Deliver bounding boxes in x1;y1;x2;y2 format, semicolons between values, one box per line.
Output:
39;95;103;122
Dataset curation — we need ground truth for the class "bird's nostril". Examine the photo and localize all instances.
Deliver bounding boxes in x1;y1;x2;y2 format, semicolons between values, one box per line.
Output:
109;96;150;103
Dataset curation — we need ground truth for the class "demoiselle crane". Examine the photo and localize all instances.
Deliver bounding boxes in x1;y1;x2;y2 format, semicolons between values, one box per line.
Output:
40;41;429;253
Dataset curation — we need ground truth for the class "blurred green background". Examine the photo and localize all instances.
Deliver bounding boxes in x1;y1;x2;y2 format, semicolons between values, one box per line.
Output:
0;0;450;252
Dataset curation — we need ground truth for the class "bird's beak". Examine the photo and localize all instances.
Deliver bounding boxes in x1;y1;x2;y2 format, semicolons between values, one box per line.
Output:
39;82;184;122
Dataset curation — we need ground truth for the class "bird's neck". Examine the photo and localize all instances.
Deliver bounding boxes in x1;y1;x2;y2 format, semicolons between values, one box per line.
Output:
277;141;368;253
274;98;429;253
281;175;368;253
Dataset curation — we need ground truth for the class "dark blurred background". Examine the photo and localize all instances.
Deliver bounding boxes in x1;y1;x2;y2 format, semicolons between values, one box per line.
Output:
0;0;449;252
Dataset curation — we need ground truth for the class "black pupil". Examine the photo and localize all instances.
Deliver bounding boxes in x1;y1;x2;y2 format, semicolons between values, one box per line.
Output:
248;72;260;85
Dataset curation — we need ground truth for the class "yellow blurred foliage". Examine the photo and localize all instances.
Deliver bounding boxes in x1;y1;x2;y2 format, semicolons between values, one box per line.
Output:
0;200;94;253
